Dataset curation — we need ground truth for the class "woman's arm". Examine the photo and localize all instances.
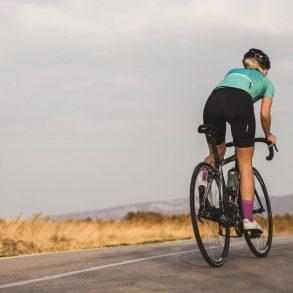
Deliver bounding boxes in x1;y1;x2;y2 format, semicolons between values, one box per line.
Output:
260;97;277;146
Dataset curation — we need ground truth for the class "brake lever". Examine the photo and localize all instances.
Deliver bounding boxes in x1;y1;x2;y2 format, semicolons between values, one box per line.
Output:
266;143;278;161
273;144;279;152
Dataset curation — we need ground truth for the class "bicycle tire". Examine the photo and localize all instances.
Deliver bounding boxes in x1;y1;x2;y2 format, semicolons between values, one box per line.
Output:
190;162;230;267
244;167;273;257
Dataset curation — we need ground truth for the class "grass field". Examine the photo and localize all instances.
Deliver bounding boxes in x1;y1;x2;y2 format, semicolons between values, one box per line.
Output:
0;212;292;257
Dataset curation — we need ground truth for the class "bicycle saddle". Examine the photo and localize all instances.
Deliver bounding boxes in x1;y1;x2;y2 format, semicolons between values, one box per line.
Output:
198;124;218;135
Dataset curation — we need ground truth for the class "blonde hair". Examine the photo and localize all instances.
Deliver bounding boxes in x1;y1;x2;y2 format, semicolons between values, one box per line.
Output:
243;58;266;74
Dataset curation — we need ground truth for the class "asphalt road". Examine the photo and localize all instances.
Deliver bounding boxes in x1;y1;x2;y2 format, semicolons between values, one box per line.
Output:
0;236;292;292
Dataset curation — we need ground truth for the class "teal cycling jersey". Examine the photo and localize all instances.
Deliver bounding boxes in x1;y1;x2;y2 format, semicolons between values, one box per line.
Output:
215;68;275;103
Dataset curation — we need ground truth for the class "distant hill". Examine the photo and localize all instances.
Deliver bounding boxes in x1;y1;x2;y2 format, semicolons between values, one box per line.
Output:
55;198;189;221
270;194;293;215
55;194;293;221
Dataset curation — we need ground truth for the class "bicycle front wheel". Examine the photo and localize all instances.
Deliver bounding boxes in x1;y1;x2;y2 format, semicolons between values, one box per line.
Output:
190;162;230;267
244;167;273;257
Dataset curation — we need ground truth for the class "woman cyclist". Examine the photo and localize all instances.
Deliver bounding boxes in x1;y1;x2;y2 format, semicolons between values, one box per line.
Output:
202;48;277;232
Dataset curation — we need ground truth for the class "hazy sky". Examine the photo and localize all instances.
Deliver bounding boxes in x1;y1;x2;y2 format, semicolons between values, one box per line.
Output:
0;0;292;218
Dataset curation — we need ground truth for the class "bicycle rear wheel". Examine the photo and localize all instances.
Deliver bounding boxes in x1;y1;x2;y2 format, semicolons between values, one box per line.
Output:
244;167;273;257
190;162;230;267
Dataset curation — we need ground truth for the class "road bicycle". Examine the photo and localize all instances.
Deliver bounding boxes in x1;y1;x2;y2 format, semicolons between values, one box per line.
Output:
190;124;278;267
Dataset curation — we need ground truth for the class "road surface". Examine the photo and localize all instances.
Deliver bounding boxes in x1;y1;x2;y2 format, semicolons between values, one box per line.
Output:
0;236;292;292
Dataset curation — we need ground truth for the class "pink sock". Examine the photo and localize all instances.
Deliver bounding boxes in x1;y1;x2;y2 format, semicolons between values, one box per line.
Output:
202;169;212;182
242;200;254;221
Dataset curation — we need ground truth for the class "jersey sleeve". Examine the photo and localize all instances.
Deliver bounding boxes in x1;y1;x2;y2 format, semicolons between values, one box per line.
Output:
226;69;235;76
263;79;275;99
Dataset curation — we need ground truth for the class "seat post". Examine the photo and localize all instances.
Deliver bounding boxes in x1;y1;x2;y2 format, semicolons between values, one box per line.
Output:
197;124;222;167
207;133;221;167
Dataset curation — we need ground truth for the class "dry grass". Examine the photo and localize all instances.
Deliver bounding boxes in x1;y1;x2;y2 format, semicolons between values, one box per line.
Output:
0;212;292;257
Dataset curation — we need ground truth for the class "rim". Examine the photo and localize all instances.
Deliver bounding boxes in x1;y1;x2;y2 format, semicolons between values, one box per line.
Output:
249;171;271;253
192;165;226;262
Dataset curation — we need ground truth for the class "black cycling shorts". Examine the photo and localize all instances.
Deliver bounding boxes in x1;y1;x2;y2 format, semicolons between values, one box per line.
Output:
203;87;255;148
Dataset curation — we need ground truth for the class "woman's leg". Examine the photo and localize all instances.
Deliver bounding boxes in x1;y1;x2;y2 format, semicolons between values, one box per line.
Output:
204;143;226;166
200;143;226;208
236;146;255;221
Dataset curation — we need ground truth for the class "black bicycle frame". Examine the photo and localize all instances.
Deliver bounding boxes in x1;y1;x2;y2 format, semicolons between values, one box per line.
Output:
204;130;276;219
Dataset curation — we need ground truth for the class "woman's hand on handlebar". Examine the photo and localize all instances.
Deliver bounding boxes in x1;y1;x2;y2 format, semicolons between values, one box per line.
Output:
266;133;277;147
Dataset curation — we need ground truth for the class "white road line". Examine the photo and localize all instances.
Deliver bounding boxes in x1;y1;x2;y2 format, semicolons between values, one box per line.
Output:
0;236;291;289
0;240;262;289
0;238;195;261
0;248;199;289
0;235;290;261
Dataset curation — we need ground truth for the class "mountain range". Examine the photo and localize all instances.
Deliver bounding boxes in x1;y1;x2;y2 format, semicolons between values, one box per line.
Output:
55;194;293;220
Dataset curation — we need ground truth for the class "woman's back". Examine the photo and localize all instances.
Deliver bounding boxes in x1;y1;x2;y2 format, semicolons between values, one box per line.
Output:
216;68;274;102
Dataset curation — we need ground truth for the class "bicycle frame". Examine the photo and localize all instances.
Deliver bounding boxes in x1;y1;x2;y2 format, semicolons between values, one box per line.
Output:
202;126;277;225
214;153;237;220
